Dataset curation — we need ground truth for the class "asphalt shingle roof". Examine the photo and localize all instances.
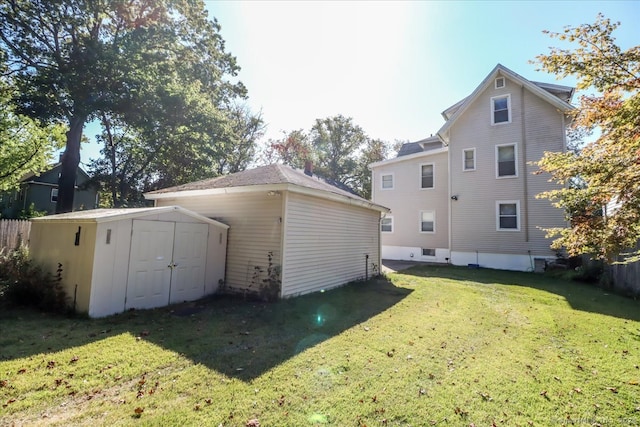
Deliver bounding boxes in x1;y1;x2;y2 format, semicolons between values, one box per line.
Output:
146;164;371;204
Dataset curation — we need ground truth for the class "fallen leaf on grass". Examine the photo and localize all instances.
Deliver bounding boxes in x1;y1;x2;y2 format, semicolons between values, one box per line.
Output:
47;361;56;369
246;419;260;427
606;387;618;393
573;388;582;394
133;407;144;418
629;380;639;385
70;356;79;363
0;380;7;387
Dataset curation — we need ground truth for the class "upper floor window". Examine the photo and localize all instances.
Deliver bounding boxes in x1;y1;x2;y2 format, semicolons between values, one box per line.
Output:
463;148;476;171
420;164;434;189
495;77;505;89
381;173;394;190
497;201;520;231
491;94;511;125
420;211;435;233
381;216;393;233
51;188;59;203
496;144;517;178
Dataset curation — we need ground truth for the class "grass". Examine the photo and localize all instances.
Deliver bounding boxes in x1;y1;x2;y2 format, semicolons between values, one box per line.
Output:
1;265;639;426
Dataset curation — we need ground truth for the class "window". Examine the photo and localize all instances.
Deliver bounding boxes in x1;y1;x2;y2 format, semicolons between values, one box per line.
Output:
381;173;394;190
497;201;520;231
463;148;476;171
496;144;517;177
381;216;393;233
420;211;435;233
491;94;511;124
50;188;59;203
422;248;436;257
495;77;505;89
420;164;434;189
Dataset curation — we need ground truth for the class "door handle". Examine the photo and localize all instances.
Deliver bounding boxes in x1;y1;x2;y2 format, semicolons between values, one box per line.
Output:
167;262;178;269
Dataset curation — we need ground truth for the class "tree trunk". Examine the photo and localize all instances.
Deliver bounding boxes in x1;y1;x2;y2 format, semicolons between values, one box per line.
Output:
56;115;86;213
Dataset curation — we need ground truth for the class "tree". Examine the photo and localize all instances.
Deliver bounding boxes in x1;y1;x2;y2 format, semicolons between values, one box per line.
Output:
0;76;64;192
534;14;640;262
0;0;245;212
310;115;367;189
266;116;392;198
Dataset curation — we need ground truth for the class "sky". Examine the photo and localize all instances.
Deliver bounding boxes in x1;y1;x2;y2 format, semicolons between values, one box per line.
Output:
80;0;639;164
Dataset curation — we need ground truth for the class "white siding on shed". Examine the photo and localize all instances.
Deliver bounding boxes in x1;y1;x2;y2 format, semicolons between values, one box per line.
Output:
155;193;283;294
282;192;380;296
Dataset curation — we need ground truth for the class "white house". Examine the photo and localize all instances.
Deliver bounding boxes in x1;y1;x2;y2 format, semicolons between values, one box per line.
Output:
145;164;389;298
370;64;575;271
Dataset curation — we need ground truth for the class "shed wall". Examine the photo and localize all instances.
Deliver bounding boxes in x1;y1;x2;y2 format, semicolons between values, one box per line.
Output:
155;193;282;294
29;221;97;312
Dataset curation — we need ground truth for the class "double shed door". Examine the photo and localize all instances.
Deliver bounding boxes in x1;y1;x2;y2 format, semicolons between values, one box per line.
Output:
126;220;208;310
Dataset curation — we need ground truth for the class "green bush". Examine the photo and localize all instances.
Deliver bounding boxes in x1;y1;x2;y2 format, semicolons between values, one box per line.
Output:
0;245;69;313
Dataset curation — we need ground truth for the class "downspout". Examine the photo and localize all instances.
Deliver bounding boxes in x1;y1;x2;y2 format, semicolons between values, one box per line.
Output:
521;85;529;242
447;134;453;263
279;191;288;298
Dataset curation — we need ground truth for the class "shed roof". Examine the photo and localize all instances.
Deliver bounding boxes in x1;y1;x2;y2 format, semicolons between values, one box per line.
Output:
30;206;229;228
145;164;389;213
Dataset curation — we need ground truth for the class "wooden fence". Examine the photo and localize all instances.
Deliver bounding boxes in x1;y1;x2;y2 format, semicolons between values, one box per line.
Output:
611;243;640;297
0;219;31;251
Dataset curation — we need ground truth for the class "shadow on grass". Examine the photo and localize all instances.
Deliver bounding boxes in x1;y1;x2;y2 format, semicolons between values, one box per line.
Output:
0;276;412;381
392;264;640;322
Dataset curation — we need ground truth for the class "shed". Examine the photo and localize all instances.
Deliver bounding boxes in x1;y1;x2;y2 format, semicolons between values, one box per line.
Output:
29;206;228;317
145;164;390;298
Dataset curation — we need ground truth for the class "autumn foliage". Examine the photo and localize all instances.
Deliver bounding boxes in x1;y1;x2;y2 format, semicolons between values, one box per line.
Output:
534;14;640;263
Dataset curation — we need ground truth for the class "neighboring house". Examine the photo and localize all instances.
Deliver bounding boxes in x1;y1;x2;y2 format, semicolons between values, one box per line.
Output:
145;163;389;298
370;64;575;271
0;163;98;218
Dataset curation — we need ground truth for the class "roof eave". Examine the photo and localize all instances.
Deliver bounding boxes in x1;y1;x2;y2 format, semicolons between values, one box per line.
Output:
437;64;575;138
369;146;449;168
145;183;390;214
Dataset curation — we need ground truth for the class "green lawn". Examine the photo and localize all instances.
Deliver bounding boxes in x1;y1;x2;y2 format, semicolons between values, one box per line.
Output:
1;265;639;426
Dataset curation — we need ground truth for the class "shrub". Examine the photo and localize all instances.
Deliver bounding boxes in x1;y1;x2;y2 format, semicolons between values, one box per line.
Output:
0;245;69;313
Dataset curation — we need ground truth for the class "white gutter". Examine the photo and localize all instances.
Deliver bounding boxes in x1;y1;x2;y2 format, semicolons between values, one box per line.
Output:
145;183;390;214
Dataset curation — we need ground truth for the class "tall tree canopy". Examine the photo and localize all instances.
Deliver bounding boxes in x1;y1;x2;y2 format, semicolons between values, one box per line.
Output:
267;115;390;199
0;68;64;192
534;14;640;262
0;0;246;212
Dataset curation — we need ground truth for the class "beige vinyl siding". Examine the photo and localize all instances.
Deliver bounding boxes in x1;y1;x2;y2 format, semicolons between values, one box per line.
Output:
282;192;379;296
155;193;283;294
449;78;565;256
372;151;449;250
29;222;98;312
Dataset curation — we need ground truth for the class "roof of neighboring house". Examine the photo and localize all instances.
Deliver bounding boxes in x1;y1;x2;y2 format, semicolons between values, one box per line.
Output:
437;64;575;143
31;205;229;228
21;162;91;184
145;164;389;213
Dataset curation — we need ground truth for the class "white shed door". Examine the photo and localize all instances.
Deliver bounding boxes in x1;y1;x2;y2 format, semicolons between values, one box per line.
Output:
169;222;208;304
126;220;175;310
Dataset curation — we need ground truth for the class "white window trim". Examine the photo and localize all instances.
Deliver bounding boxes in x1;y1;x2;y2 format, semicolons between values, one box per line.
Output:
491;94;511;125
419;210;435;233
496;200;520;232
462;148;476;172
50;188;59;203
381;216;393;233
495;77;505;89
495;143;518;179
380;173;394;190
419;163;435;190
